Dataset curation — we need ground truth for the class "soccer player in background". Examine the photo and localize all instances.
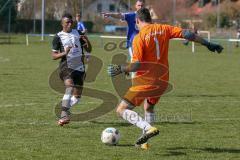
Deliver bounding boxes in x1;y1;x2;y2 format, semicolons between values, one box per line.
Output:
107;8;223;149
76;13;91;61
102;0;145;61
51;13;92;126
76;13;87;34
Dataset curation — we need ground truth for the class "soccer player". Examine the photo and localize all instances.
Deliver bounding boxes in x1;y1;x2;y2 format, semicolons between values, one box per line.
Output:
76;13;87;34
76;13;91;61
51;13;92;126
107;8;223;149
102;0;145;61
102;0;154;148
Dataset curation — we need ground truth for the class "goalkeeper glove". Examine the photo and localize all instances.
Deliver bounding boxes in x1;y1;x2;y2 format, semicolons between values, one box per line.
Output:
202;40;223;53
107;64;124;77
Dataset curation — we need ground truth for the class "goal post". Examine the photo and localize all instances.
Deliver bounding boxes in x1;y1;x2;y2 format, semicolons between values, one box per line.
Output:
26;33;55;46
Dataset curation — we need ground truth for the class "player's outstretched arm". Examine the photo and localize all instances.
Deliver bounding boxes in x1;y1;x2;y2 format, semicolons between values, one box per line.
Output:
182;29;224;53
107;62;141;77
102;12;123;19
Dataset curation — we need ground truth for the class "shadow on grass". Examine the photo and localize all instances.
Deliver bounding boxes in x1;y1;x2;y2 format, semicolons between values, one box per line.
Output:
0;73;18;76
116;144;135;147
102;144;135;148
200;147;240;153
60;121;131;129
154;121;201;125
88;120;200;127
166;147;240;156
89;120;131;127
173;94;238;98
163;151;187;156
60;120;200;130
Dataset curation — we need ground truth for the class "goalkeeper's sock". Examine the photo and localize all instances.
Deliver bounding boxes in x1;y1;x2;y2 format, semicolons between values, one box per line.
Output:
143;112;155;134
121;109;152;131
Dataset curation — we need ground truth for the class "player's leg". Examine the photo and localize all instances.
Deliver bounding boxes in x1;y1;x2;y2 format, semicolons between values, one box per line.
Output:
58;78;73;126
144;99;155;124
58;69;85;126
70;88;81;107
139;99;157;149
116;97;159;145
70;71;85;107
116;100;152;132
70;84;83;107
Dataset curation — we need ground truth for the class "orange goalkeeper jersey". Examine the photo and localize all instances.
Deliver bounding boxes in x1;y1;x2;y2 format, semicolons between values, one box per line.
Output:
132;24;183;82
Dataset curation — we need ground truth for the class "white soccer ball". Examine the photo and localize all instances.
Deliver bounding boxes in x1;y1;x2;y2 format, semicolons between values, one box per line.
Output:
101;127;120;145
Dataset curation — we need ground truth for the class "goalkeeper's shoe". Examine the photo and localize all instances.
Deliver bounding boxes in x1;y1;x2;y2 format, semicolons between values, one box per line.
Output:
135;142;150;150
135;127;159;145
141;143;150;150
58;117;70;126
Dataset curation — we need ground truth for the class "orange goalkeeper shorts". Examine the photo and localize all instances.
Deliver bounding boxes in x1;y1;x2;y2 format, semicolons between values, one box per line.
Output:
123;84;167;106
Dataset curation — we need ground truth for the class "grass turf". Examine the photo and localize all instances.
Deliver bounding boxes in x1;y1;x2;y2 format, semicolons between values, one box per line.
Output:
0;35;239;160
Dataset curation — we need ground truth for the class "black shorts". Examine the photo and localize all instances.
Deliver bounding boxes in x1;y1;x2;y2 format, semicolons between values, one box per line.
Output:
59;67;85;86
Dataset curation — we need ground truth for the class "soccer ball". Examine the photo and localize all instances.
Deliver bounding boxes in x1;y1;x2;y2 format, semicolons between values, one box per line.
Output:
101;127;120;145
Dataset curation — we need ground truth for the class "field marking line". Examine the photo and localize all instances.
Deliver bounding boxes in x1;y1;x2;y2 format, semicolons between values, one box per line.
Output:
0;103;38;108
161;99;240;103
0;56;10;62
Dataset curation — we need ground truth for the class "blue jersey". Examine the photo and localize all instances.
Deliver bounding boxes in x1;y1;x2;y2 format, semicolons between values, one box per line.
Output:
122;12;139;48
77;21;86;32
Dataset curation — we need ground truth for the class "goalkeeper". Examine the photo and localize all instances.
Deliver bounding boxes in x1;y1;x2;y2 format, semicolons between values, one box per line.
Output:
107;8;223;149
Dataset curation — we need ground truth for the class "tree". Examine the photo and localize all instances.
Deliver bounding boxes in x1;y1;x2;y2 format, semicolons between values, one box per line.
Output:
17;0;97;20
0;0;18;32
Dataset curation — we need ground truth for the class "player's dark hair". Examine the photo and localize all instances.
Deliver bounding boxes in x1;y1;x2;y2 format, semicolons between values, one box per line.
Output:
136;0;145;3
76;13;81;17
136;8;152;23
62;13;73;19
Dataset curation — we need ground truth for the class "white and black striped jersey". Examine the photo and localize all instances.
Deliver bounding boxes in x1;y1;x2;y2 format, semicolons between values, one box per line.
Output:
52;29;86;72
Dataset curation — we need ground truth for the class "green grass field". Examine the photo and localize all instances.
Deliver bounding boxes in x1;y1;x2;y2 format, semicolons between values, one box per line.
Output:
0;35;239;160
